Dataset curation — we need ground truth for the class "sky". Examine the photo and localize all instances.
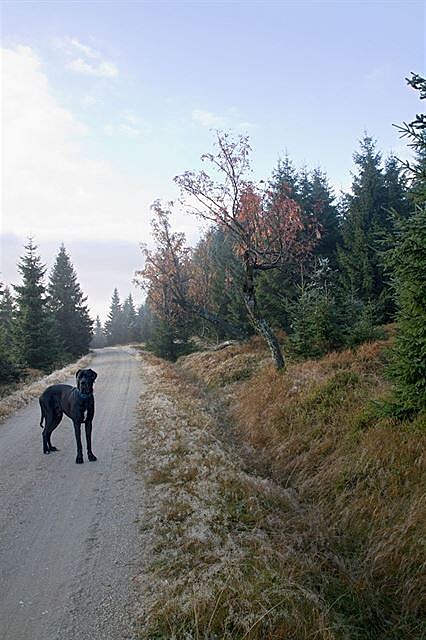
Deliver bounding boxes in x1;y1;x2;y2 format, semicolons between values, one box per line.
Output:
1;0;424;321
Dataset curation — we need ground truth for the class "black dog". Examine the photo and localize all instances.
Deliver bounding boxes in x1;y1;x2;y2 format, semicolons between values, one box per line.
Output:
39;369;97;464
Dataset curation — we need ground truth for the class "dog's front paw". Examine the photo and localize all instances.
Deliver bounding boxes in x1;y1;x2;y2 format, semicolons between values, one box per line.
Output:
75;455;84;464
88;453;97;462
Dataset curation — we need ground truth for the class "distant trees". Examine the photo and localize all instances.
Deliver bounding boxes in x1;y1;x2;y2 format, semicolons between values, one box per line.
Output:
102;288;143;346
0;240;144;384
13;239;57;371
0;241;94;382
90;316;107;349
0;283;20;383
48;244;93;360
104;288;124;345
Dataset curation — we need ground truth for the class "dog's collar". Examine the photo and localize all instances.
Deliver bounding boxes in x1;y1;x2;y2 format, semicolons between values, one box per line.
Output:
76;389;92;400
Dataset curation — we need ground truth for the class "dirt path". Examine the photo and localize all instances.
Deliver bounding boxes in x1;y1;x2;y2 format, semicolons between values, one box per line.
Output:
0;347;143;640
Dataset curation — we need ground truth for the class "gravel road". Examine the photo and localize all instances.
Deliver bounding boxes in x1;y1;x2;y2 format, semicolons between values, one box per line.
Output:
0;347;143;640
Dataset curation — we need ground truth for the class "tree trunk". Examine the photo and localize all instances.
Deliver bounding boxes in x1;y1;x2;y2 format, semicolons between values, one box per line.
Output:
242;255;285;370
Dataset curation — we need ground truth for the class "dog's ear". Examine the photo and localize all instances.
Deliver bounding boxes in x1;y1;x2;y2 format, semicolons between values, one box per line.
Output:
90;370;97;381
76;369;82;379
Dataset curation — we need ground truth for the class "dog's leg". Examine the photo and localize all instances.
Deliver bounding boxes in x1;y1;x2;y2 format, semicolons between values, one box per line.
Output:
46;412;63;452
42;407;56;454
42;425;50;454
73;421;84;464
85;421;97;462
40;398;50;454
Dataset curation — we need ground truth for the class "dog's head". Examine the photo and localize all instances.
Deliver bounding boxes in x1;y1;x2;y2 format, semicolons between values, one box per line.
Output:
76;369;97;395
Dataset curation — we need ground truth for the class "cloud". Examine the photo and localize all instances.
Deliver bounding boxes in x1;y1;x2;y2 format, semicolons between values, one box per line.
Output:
68;57;118;78
192;108;255;131
56;36;118;78
103;110;147;137
81;94;101;107
238;121;256;130
68;38;99;59
192;109;226;128
1;45;150;243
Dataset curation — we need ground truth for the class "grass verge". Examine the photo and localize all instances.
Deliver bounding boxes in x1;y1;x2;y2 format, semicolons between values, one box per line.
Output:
179;337;426;639
134;350;388;639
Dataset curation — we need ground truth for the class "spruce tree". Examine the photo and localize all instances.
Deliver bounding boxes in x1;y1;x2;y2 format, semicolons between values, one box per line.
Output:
134;304;145;342
270;154;299;196
394;73;426;206
0;285;15;352
338;135;389;318
48;244;93;360
139;301;154;343
387;208;426;415
386;73;426;416
384;155;411;219
90;315;107;348
122;294;138;343
13;239;57;370
0;283;20;382
104;288;124;345
308;168;341;265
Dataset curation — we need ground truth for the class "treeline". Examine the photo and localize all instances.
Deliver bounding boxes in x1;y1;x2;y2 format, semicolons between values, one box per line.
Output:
91;289;144;348
0;242;145;385
137;74;426;418
0;241;93;383
137;136;408;357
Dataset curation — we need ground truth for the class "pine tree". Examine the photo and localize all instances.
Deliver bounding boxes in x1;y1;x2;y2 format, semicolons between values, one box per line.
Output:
394;73;426;206
387;208;426;415
0;283;20;383
338;134;389;318
270;154;299;197
384;155;411;219
90;315;107;348
385;73;426;416
308;168;341;265
134;304;145;342
0;285;15;352
13;239;57;370
122;294;138;343
48;244;93;360
409;146;426;205
104;288;124;345
139;301;154;343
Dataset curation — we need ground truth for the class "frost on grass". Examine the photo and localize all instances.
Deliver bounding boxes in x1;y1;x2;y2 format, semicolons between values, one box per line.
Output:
132;354;332;640
0;353;93;423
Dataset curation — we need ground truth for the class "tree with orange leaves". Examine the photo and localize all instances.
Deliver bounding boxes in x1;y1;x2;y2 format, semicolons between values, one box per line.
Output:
175;132;318;369
136;201;245;343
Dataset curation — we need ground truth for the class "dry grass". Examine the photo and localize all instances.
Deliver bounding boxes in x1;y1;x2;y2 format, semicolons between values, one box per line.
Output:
180;337;270;389
180;337;426;638
0;352;93;423
133;352;343;639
